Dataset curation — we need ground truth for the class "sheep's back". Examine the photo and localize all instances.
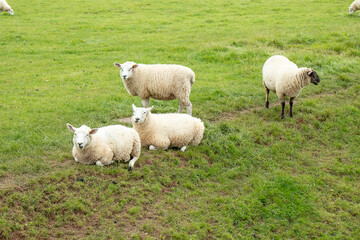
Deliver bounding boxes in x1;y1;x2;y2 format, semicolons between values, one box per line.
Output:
137;65;194;100
352;0;360;8
0;0;10;10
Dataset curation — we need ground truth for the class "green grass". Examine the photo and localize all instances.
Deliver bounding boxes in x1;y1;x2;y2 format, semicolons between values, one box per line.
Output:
1;0;360;238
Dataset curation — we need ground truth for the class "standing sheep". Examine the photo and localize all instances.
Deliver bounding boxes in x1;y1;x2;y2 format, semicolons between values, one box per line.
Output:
262;55;320;119
67;123;141;170
131;104;204;151
349;0;360;15
114;61;195;115
0;0;13;15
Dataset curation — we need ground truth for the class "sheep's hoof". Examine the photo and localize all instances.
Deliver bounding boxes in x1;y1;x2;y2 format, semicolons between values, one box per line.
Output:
265;102;269;108
149;145;156;150
281;115;285;119
180;146;187;152
96;161;104;167
128;166;133;171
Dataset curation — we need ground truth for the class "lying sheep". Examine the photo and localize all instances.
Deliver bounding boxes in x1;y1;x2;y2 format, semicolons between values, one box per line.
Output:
0;0;14;15
349;0;360;15
262;55;320;119
131;104;204;151
67;123;141;170
114;61;195;115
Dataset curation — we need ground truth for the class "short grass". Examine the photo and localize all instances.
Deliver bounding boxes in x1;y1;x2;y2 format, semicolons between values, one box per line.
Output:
1;0;360;239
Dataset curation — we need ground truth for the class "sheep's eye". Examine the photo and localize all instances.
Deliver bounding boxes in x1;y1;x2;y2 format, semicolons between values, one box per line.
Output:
74;133;77;136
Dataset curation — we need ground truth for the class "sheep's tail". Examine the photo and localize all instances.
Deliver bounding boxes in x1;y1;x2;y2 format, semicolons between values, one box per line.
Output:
190;119;204;146
131;130;141;159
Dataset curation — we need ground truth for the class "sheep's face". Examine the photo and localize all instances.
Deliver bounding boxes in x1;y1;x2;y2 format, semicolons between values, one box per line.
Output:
114;62;138;81
132;104;153;124
308;70;320;85
6;9;14;15
67;124;98;150
349;7;355;15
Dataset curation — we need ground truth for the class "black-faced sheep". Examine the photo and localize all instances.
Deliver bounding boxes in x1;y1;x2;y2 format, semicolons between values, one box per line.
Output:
262;55;320;119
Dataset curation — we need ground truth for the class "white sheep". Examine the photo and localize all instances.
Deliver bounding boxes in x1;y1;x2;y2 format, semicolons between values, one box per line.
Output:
67;123;141;170
262;55;320;119
114;61;195;115
0;0;14;15
349;0;360;15
131;104;204;151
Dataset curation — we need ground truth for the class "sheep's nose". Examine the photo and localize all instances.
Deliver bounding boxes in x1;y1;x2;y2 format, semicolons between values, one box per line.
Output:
78;143;84;149
122;75;127;79
135;118;140;122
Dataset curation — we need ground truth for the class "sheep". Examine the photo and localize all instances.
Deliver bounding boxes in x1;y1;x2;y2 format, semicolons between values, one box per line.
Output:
262;55;320;119
131;104;204;151
349;0;360;15
67;123;141;170
0;0;14;15
114;61;195;115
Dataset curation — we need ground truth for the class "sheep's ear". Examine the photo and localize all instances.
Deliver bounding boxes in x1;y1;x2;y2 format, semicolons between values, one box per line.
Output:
67;123;76;133
90;128;98;135
148;106;154;112
307;70;315;76
132;64;138;69
114;62;121;68
132;104;137;111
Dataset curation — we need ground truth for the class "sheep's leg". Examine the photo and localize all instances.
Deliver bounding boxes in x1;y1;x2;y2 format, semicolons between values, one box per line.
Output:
281;102;286;119
149;138;170;151
289;97;295;117
128;157;139;171
141;98;150;108
149;145;168;151
178;102;185;113
96;161;104;167
149;145;157;150
186;102;192;115
265;87;270;108
178;100;192;115
95;152;113;166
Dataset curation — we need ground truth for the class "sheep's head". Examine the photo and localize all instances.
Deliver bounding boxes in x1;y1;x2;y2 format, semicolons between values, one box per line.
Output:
307;70;320;85
67;124;98;150
349;6;355;15
132;104;153;124
7;9;14;15
114;61;138;81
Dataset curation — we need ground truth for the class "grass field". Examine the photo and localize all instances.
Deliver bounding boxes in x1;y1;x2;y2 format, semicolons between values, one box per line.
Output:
1;0;360;239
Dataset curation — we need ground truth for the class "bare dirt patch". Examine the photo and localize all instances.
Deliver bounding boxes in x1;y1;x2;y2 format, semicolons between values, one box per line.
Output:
0;159;75;189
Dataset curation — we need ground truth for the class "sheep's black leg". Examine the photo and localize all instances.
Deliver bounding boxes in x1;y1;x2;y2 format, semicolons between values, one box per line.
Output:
265;88;270;108
281;102;285;119
289;97;295;117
